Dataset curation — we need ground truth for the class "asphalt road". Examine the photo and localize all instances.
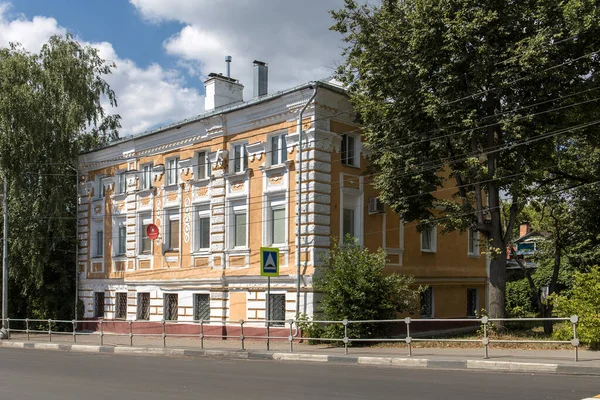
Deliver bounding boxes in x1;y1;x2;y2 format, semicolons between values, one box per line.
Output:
0;348;598;400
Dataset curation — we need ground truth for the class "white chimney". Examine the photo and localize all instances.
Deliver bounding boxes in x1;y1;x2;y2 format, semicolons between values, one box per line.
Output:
204;73;244;112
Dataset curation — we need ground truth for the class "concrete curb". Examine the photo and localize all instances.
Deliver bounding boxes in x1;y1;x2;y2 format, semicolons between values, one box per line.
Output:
1;340;597;375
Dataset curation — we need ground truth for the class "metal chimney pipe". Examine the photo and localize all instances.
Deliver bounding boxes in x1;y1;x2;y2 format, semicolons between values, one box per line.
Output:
225;55;232;78
253;60;268;97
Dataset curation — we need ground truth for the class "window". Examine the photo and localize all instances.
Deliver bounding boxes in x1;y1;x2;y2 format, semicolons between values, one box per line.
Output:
137;293;150;320
95;230;104;257
115;293;127;319
268;294;285;326
118;226;126;255
341;134;356;166
268;199;286;246
166;157;180;186
195;206;210;251
139;215;152;254
197;151;211;179
421;225;437;252
141;163;153;190
94;292;105;318
468;228;480;256
271;134;287;166
467;288;478;317
166;210;180;251
232;143;248;173
234;212;247;247
342;208;355;240
420;287;433;318
164;293;178;321
116;173;126;195
193;294;210;321
95;174;105;198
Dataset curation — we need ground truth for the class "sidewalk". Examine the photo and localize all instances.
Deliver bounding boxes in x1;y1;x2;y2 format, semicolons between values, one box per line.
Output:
2;332;599;375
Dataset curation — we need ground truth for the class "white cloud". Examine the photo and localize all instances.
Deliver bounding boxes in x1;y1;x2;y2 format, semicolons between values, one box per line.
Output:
0;2;204;136
131;0;346;98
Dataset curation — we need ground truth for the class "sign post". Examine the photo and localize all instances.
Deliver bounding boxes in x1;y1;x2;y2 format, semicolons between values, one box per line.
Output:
260;247;279;350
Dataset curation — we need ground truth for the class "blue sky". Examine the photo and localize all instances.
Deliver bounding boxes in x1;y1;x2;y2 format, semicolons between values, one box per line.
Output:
0;0;345;135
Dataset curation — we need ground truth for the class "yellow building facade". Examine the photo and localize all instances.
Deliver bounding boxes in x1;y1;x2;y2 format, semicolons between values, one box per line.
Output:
77;69;488;324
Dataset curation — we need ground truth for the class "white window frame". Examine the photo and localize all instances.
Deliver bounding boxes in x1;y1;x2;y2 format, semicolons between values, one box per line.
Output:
95;174;105;199
140;163;153;190
229;202;248;249
196;150;211;180
230;142;248;174
341;192;363;245
92;226;104;258
468;228;480;256
269;133;288;167
116;172;127;195
194;204;211;252
114;217;127;256
165;208;180;251
420;225;437;253
138;214;153;255
166;157;180;186
341;133;359;167
267;197;287;246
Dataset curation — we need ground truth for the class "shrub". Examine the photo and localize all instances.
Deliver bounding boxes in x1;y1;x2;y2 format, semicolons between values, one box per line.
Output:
313;236;420;341
552;266;600;349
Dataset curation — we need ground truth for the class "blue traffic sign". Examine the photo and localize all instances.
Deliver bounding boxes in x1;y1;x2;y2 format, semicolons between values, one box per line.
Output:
260;247;280;277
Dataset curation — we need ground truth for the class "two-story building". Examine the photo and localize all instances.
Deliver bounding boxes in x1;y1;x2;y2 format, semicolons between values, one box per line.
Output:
77;61;488;325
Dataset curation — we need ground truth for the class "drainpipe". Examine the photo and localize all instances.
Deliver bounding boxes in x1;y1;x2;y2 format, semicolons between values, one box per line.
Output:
296;84;318;318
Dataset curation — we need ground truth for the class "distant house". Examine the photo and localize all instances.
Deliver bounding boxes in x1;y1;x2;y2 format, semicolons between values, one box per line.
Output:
507;222;546;270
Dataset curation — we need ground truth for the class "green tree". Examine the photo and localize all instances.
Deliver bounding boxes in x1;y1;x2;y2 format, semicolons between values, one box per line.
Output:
314;236;420;339
0;35;120;321
331;0;600;319
552;267;600;349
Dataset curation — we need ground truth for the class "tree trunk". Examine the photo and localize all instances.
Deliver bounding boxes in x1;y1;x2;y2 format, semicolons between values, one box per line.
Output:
488;251;507;320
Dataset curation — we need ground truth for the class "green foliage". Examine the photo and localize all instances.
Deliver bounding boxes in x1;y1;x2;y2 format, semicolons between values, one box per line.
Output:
331;0;600;319
506;279;535;317
552;267;600;349
0;34;120;321
314;236;420;340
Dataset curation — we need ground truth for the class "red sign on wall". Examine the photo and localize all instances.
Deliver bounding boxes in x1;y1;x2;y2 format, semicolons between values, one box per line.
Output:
147;224;159;241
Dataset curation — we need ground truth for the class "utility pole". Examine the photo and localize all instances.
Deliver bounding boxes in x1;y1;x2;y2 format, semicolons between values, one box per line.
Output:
1;178;8;337
74;168;79;322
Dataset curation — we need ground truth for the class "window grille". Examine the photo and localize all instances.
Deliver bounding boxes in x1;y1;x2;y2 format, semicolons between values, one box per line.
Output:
420;287;433;318
467;288;478;317
164;294;178;321
268;294;285;326
137;293;150;320
94;292;105;318
193;294;210;321
116;293;128;319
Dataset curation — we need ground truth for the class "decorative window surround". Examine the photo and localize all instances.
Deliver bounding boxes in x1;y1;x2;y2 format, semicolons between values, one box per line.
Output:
178;158;193;177
246;141;266;163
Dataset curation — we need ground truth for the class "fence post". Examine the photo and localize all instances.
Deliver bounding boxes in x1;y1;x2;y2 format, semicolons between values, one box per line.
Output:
48;319;52;342
100;320;104;346
25;318;29;341
72;320;76;343
129;320;133;347
6;318;9;339
200;319;204;350
481;316;489;359
240;320;245;350
343;319;349;355
288;320;294;353
405;317;412;357
571;315;580;362
162;319;166;348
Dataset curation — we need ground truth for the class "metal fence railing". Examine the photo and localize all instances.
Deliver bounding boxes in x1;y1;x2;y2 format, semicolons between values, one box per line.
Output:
0;315;581;361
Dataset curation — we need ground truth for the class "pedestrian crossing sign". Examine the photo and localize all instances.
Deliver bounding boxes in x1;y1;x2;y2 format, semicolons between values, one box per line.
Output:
260;247;279;277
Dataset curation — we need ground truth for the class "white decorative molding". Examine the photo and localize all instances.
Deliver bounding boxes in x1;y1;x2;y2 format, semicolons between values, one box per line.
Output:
152;164;165;183
102;176;115;190
179;158;193;175
211;149;229;170
246;141;266;162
